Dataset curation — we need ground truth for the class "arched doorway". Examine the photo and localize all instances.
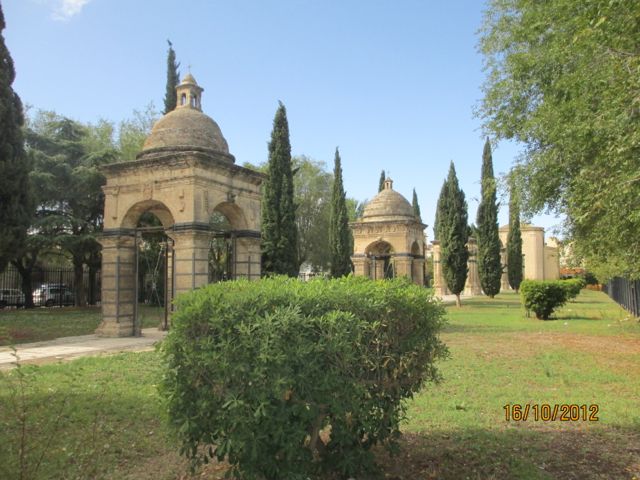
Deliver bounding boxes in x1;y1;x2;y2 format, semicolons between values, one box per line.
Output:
365;241;395;280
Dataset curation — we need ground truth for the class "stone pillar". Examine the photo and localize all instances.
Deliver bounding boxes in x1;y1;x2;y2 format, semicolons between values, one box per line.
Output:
351;255;369;278
374;259;386;280
96;233;138;337
412;257;425;286
501;247;510;291
465;238;482;296
168;230;211;297
394;257;412;281
432;241;449;296
234;236;262;280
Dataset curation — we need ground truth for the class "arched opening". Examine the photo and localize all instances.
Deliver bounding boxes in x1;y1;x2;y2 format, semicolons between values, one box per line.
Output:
411;241;421;257
181;93;187;106
209;211;233;282
191;95;197;108
365;241;395;280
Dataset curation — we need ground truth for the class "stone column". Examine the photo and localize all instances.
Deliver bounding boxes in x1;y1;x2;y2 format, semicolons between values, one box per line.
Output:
395;257;413;281
234;236;262;280
432;241;449;296
465;238;482;296
168;230;211;297
96;233;137;337
501;247;510;291
412;257;425;286
351;255;369;278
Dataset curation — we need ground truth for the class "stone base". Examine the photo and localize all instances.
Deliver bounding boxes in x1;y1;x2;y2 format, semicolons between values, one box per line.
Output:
95;319;137;337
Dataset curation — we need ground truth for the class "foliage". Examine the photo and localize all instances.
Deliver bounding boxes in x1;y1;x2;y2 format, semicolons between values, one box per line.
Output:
478;0;640;280
0;4;32;272
519;280;568;320
117;103;159;161
412;188;421;220
261;102;298;277
476;138;501;297
163;40;180;114
378;169;386;193
506;175;523;292
160;276;448;480
437;162;469;306
329;148;352;277
561;278;586;301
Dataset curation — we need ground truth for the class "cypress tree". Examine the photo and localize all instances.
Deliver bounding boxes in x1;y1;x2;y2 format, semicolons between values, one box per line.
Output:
0;3;32;272
163;40;180;114
378;169;385;192
476;138;502;297
507;177;523;292
433;179;447;241
412;188;421;219
329;148;351;277
261;101;298;276
439;162;468;307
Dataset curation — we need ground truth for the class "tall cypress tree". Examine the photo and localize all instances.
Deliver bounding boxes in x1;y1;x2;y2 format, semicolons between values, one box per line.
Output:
261;101;298;276
163;40;180;114
507;177;523;292
0;3;32;272
476;138;502;297
378;169;386;192
439;162;468;307
329;148;351;277
433;179;447;241
412;188;421;219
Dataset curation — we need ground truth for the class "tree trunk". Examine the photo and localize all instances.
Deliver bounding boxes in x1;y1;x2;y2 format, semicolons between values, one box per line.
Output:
12;259;35;309
455;293;461;307
73;257;86;307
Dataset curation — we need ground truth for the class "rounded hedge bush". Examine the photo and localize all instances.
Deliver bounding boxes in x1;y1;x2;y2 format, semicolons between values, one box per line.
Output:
520;280;568;320
160;276;448;479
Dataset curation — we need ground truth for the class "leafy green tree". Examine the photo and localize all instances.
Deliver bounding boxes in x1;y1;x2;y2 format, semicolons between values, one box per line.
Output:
163;40;180;114
412;188;421;219
0;4;32;272
476;138;501;297
23;112;115;306
329;148;352;277
438;162;468;307
478;0;640;280
118;103;159;161
378;169;386;192
292;156;332;271
261;102;298;276
507;176;523;292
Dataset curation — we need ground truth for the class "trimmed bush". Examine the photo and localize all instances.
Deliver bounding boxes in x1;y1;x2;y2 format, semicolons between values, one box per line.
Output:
561;278;586;301
160;276;447;479
520;280;568;320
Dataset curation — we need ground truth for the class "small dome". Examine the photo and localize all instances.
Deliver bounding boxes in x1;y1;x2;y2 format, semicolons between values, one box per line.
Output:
181;73;197;85
361;178;416;222
141;107;230;155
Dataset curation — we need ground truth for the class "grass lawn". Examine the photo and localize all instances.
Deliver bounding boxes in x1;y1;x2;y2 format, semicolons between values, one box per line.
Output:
0;304;166;346
0;289;638;479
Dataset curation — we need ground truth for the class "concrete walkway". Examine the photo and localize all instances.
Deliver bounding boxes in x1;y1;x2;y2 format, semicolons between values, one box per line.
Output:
0;328;167;370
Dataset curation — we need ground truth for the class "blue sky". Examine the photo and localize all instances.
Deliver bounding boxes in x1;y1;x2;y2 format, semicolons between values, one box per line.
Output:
4;0;562;240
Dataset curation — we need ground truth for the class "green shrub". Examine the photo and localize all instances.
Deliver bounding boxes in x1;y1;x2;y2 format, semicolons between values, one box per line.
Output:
561;278;586;300
160;276;447;479
520;280;568;320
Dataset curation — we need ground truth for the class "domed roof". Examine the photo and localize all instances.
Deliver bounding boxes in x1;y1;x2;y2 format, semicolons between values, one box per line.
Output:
139;72;231;159
361;178;416;222
141;107;230;155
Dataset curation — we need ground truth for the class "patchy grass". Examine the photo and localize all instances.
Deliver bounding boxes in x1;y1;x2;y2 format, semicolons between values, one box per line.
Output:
0;305;165;346
0;290;638;479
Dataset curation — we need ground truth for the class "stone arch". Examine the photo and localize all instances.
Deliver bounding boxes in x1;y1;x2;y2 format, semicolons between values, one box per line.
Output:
121;199;176;229
410;240;421;256
212;201;248;231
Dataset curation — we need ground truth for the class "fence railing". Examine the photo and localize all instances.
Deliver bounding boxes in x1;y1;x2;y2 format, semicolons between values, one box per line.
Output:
0;264;101;305
604;277;640;317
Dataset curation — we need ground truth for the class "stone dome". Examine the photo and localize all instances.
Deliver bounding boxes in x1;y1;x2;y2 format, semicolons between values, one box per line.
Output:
141;108;230;155
361;178;416;222
139;73;231;159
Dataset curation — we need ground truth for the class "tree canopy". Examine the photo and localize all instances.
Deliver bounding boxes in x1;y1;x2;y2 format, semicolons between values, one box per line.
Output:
478;0;640;280
0;3;32;272
507;175;523;292
163;40;180;114
329;148;352;277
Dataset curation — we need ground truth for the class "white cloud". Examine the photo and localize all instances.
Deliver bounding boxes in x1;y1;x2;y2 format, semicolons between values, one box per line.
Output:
51;0;93;21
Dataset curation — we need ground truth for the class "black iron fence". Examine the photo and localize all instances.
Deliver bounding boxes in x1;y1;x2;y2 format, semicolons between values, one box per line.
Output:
604;277;640;317
0;264;101;306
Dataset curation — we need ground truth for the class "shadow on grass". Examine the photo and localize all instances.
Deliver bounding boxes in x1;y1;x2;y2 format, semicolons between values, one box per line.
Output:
378;426;640;480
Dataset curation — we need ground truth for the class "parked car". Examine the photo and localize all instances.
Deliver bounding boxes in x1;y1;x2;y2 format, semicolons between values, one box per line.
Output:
33;283;75;307
0;288;25;308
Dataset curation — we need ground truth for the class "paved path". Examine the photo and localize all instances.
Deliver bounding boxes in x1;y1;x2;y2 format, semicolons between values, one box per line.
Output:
0;328;167;370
